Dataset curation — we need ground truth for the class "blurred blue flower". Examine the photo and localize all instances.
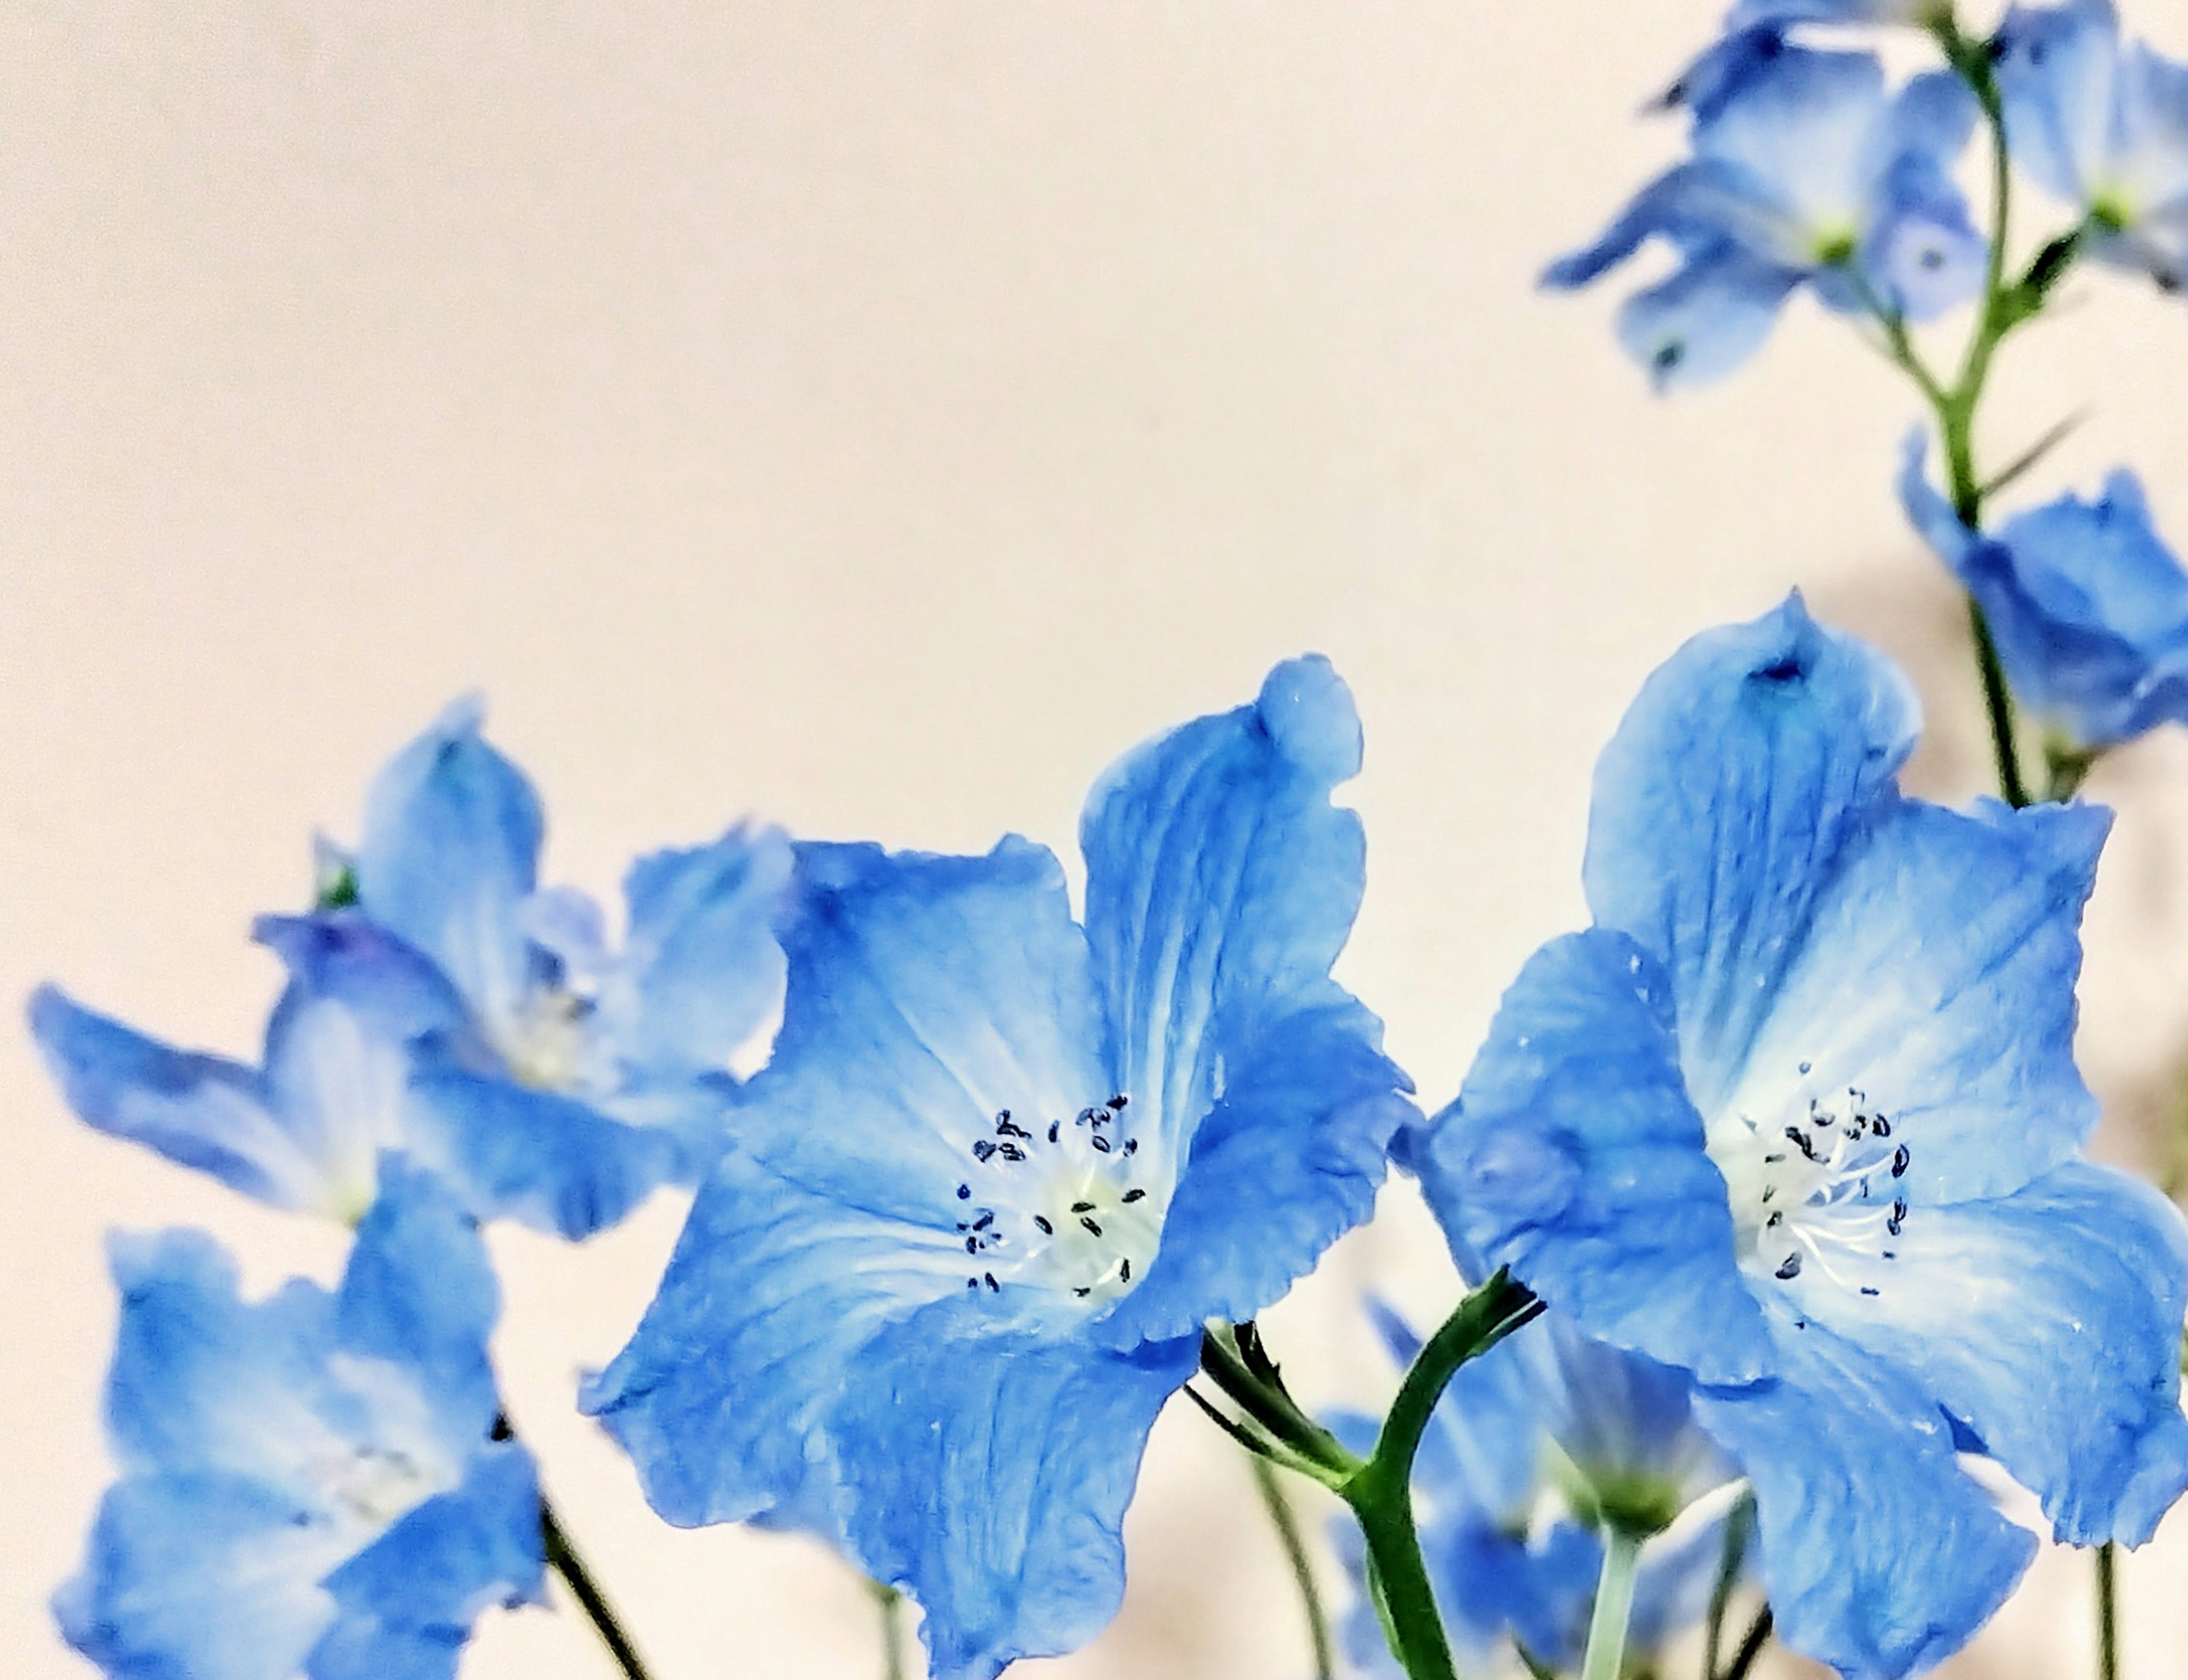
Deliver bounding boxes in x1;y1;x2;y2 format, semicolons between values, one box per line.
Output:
581;657;1413;1680
56;1159;544;1680
31;698;791;1236
1548;47;1985;389
1900;435;2188;750
1327;1302;1744;1678
1998;0;2188;291
1410;597;2188;1679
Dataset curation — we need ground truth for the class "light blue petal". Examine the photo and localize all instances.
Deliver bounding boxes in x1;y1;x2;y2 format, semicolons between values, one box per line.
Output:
337;1160;502;1450
403;1070;680;1240
827;1295;1194;1680
1080;656;1371;1160
1895;429;1978;570
1862;157;1987;320
1542;162;1787;289
1418;929;1772;1385
1712;793;2107;1203
1694;1321;2035;1679
1630;1503;1745;1657
27;984;325;1213
56;1473;338;1680
305;1620;459;1680
1998;0;2126;207
604;823;793;1079
316;1446;544;1657
1695;50;1889;239
100;1229;345;1491
725;837;1111;1223
357;697;542;1032
1091;992;1407;1346
1582;594;1920;1118
1817;1162;2188;1547
1526;1315;1730;1500
582;1147;972;1530
1614;243;1801;390
1655;27;1792;125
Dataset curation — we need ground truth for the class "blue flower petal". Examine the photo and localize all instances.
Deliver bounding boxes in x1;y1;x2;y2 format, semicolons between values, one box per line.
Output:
57;1473;340;1680
1694;1320;2036;1680
316;1446;544;1650
827;1296;1194;1680
28;984;326;1213
1079;656;1408;1340
1582;595;1920;1118
305;1620;459;1680
724;837;1111;1222
1542;163;1783;289
336;1160;503;1449
1655;27;1792;124
404;1070;680;1241
1615;243;1802;391
581;1147;974;1530
357;697;542;1032
606;823;793;1080
1418;929;1772;1385
1818;1161;2188;1547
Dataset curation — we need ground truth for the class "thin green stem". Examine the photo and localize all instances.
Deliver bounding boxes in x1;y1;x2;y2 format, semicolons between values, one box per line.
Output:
1341;1272;1544;1680
542;1497;657;1680
1199;1327;1358;1483
2097;1542;2120;1680
1718;1607;1775;1680
1250;1454;1336;1680
1581;1528;1644;1680
1701;1490;1756;1680
866;1578;908;1680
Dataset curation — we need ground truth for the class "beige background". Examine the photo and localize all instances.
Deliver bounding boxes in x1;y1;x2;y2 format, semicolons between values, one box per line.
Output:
8;4;2188;1677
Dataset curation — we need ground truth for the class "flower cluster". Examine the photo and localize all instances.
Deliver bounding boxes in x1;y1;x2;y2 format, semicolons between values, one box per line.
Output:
34;3;2188;1680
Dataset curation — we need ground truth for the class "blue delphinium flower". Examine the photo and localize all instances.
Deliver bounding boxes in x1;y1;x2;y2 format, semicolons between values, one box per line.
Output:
1900;436;2188;751
31;697;790;1236
1998;0;2188;292
1328;1302;1744;1678
1548;47;1985;389
1410;596;2188;1678
581;657;1413;1680
56;1158;544;1680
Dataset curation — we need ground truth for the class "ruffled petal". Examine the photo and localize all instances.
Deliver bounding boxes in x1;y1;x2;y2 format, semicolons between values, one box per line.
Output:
1816;1162;2188;1547
403;1070;680;1240
729;837;1109;1221
357;697;542;1031
582;1147;974;1530
1417;929;1772;1385
56;1473;341;1680
1713;794;2108;1203
826;1295;1194;1680
1694;1321;2035;1679
1582;594;1920;1118
28;983;326;1213
313;1446;544;1673
604;823;793;1080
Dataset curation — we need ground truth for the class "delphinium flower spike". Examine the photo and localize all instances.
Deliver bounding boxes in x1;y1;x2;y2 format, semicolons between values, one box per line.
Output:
1410;597;2188;1679
582;657;1414;1680
56;1158;544;1680
30;697;791;1237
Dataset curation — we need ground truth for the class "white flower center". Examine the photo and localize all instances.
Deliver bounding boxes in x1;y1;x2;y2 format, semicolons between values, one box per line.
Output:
495;987;594;1091
952;1095;1164;1307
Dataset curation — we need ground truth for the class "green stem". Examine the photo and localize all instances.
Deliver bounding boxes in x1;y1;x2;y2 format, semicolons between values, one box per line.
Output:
866;1579;908;1680
1250;1454;1336;1680
2097;1542;2120;1680
542;1497;657;1680
1341;1272;1544;1680
1581;1527;1644;1680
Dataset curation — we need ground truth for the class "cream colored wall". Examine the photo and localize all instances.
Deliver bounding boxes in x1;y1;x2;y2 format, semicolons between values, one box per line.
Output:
7;5;2188;1677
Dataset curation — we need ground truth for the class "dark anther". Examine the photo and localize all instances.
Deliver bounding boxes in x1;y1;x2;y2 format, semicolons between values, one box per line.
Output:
1072;1286;1092;1298
1122;1138;1138;1156
957;1183;971;1200
1110;1094;1128;1107
971;1140;997;1162
1761;1186;1776;1203
1785;1126;1820;1162
998;1143;1026;1163
965;1237;978;1254
1871;1114;1892;1138
973;1212;994;1231
1798;1060;1812;1075
983;1273;999;1293
1764;1152;1786;1164
1119;1257;1132;1282
1860;1285;1881;1297
1891;1144;1911;1178
1080;1216;1104;1237
1091;1135;1112;1154
995;1118;1032;1141
966;1277;978;1289
1034;1215;1054;1235
1766;1211;1782;1228
1883;1249;1897;1260
1122;1188;1145;1203
1886;1200;1907;1236
1071;1201;1095;1213
1775;1253;1803;1280
1048;1121;1060;1143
